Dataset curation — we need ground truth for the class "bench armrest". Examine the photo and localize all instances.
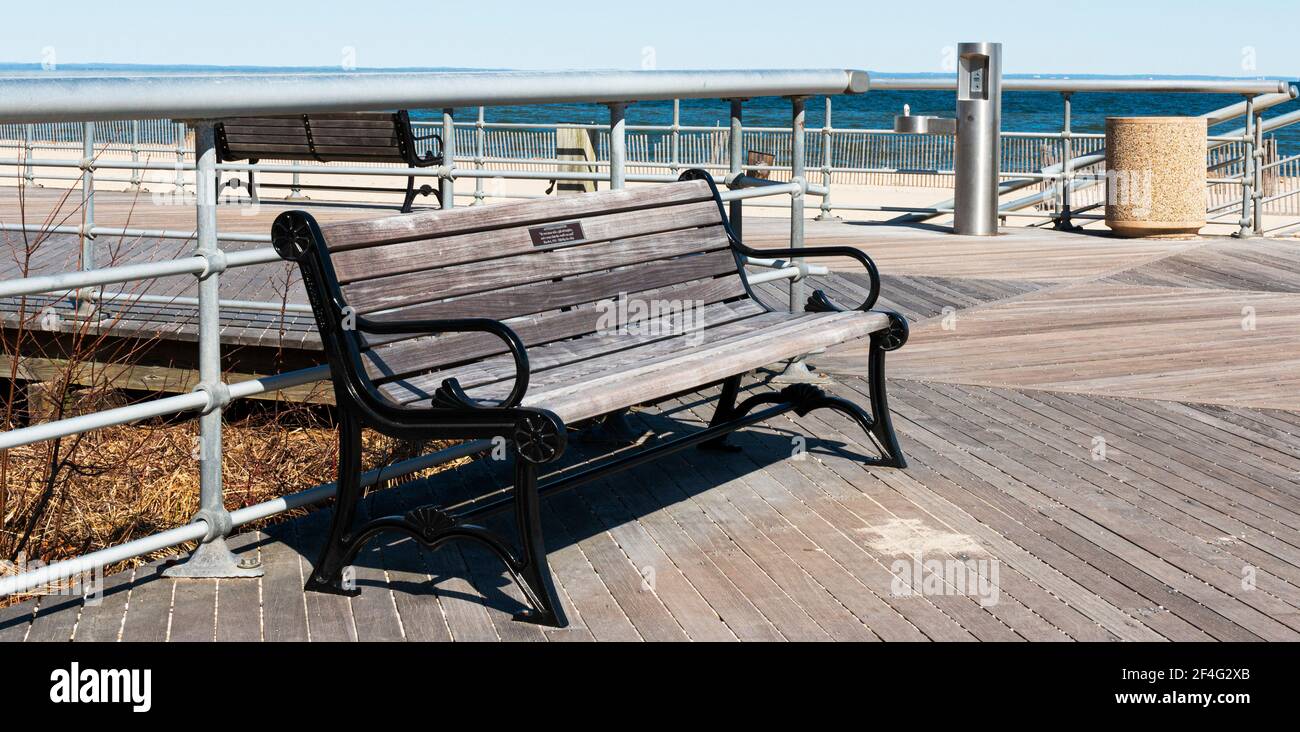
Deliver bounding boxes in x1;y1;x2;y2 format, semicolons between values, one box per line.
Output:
676;168;882;313
357;315;530;410
738;244;882;313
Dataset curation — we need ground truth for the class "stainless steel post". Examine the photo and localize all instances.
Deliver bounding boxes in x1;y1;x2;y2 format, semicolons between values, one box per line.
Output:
729;99;744;238
1057;92;1074;229
128;119;142;190
608;102;627;190
1253;107;1265;235
670;99;681;176
789;96;806;314
775;96;823;383
288;171;305;200
817;96;836;220
174;121;186;195
474;106;486;205
165;122;261;578
953;41;1003;235
77;122;96;315
1238;95;1255;238
440;108;455;209
22;123;34;186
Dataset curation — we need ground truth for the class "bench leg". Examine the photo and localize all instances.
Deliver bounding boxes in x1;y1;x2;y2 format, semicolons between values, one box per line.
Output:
864;328;907;468
401;176;418;213
510;457;567;626
304;410;365;595
690;313;908;468
301;411;568;627
699;374;744;452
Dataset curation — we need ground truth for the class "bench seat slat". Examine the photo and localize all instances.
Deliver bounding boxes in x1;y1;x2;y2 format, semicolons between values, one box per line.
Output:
386;311;888;423
330;200;723;283
360;275;748;379
343;225;729;314
377;300;769;403
523;311;887;423
320;179;716;250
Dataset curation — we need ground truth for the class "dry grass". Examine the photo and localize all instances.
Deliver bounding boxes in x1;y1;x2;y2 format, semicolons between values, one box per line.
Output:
0;396;463;606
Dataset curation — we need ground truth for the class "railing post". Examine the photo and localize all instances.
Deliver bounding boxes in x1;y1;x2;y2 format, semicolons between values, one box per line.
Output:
608;102;627;190
174;121;186;195
128;119;142;190
1253;106;1265;235
728;99;744;238
76;122;96;316
789;96;806;314
474;106;486;205
165;121;262;579
1237;95;1255;238
670;98;681;176
440;107;456;209
776;96;821;383
817;96;837;220
288;171;306;200
1056;91;1074;229
22;123;35;186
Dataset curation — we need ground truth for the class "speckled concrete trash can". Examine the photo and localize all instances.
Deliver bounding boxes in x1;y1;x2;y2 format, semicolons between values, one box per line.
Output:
1104;116;1206;238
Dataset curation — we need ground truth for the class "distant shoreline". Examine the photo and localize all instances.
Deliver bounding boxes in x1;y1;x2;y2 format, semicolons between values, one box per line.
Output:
0;63;1293;82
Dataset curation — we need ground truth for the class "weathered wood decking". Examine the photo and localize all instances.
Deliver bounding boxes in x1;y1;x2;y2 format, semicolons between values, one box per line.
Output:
2;187;1299;641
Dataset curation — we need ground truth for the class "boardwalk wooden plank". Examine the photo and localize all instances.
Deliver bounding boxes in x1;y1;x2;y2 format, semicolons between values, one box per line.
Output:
294;511;359;642
73;567;136;643
167;580;217;642
118;564;175;642
0;599;35;643
215;532;264;642
258;526;311;642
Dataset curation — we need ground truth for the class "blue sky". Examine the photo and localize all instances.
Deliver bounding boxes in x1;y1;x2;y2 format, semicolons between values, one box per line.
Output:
3;0;1295;77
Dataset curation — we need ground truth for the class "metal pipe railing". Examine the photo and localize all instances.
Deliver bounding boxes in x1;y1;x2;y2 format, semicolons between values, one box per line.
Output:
0;69;868;123
869;77;1290;94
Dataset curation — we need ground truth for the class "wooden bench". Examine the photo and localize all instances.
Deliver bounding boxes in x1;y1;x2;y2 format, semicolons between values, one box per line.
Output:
215;111;442;212
271;169;909;626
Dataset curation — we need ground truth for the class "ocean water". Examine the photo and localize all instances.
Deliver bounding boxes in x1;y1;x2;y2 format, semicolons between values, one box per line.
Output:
425;90;1300;155
4;64;1296;154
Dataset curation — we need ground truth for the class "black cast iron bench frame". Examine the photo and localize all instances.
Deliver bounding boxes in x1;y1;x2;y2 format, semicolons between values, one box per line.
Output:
215;111;442;213
271;169;908;627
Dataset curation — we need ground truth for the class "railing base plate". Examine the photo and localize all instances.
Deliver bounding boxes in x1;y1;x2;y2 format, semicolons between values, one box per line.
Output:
163;536;264;579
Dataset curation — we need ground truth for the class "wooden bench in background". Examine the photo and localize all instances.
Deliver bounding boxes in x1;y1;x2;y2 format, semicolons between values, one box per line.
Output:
271;169;909;627
215;111;442;212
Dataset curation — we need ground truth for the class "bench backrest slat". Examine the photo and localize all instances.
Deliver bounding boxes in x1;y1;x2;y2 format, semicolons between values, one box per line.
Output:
363;267;746;384
319;179;715;250
215;112;434;165
306;178;752;402
330;199;722;283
